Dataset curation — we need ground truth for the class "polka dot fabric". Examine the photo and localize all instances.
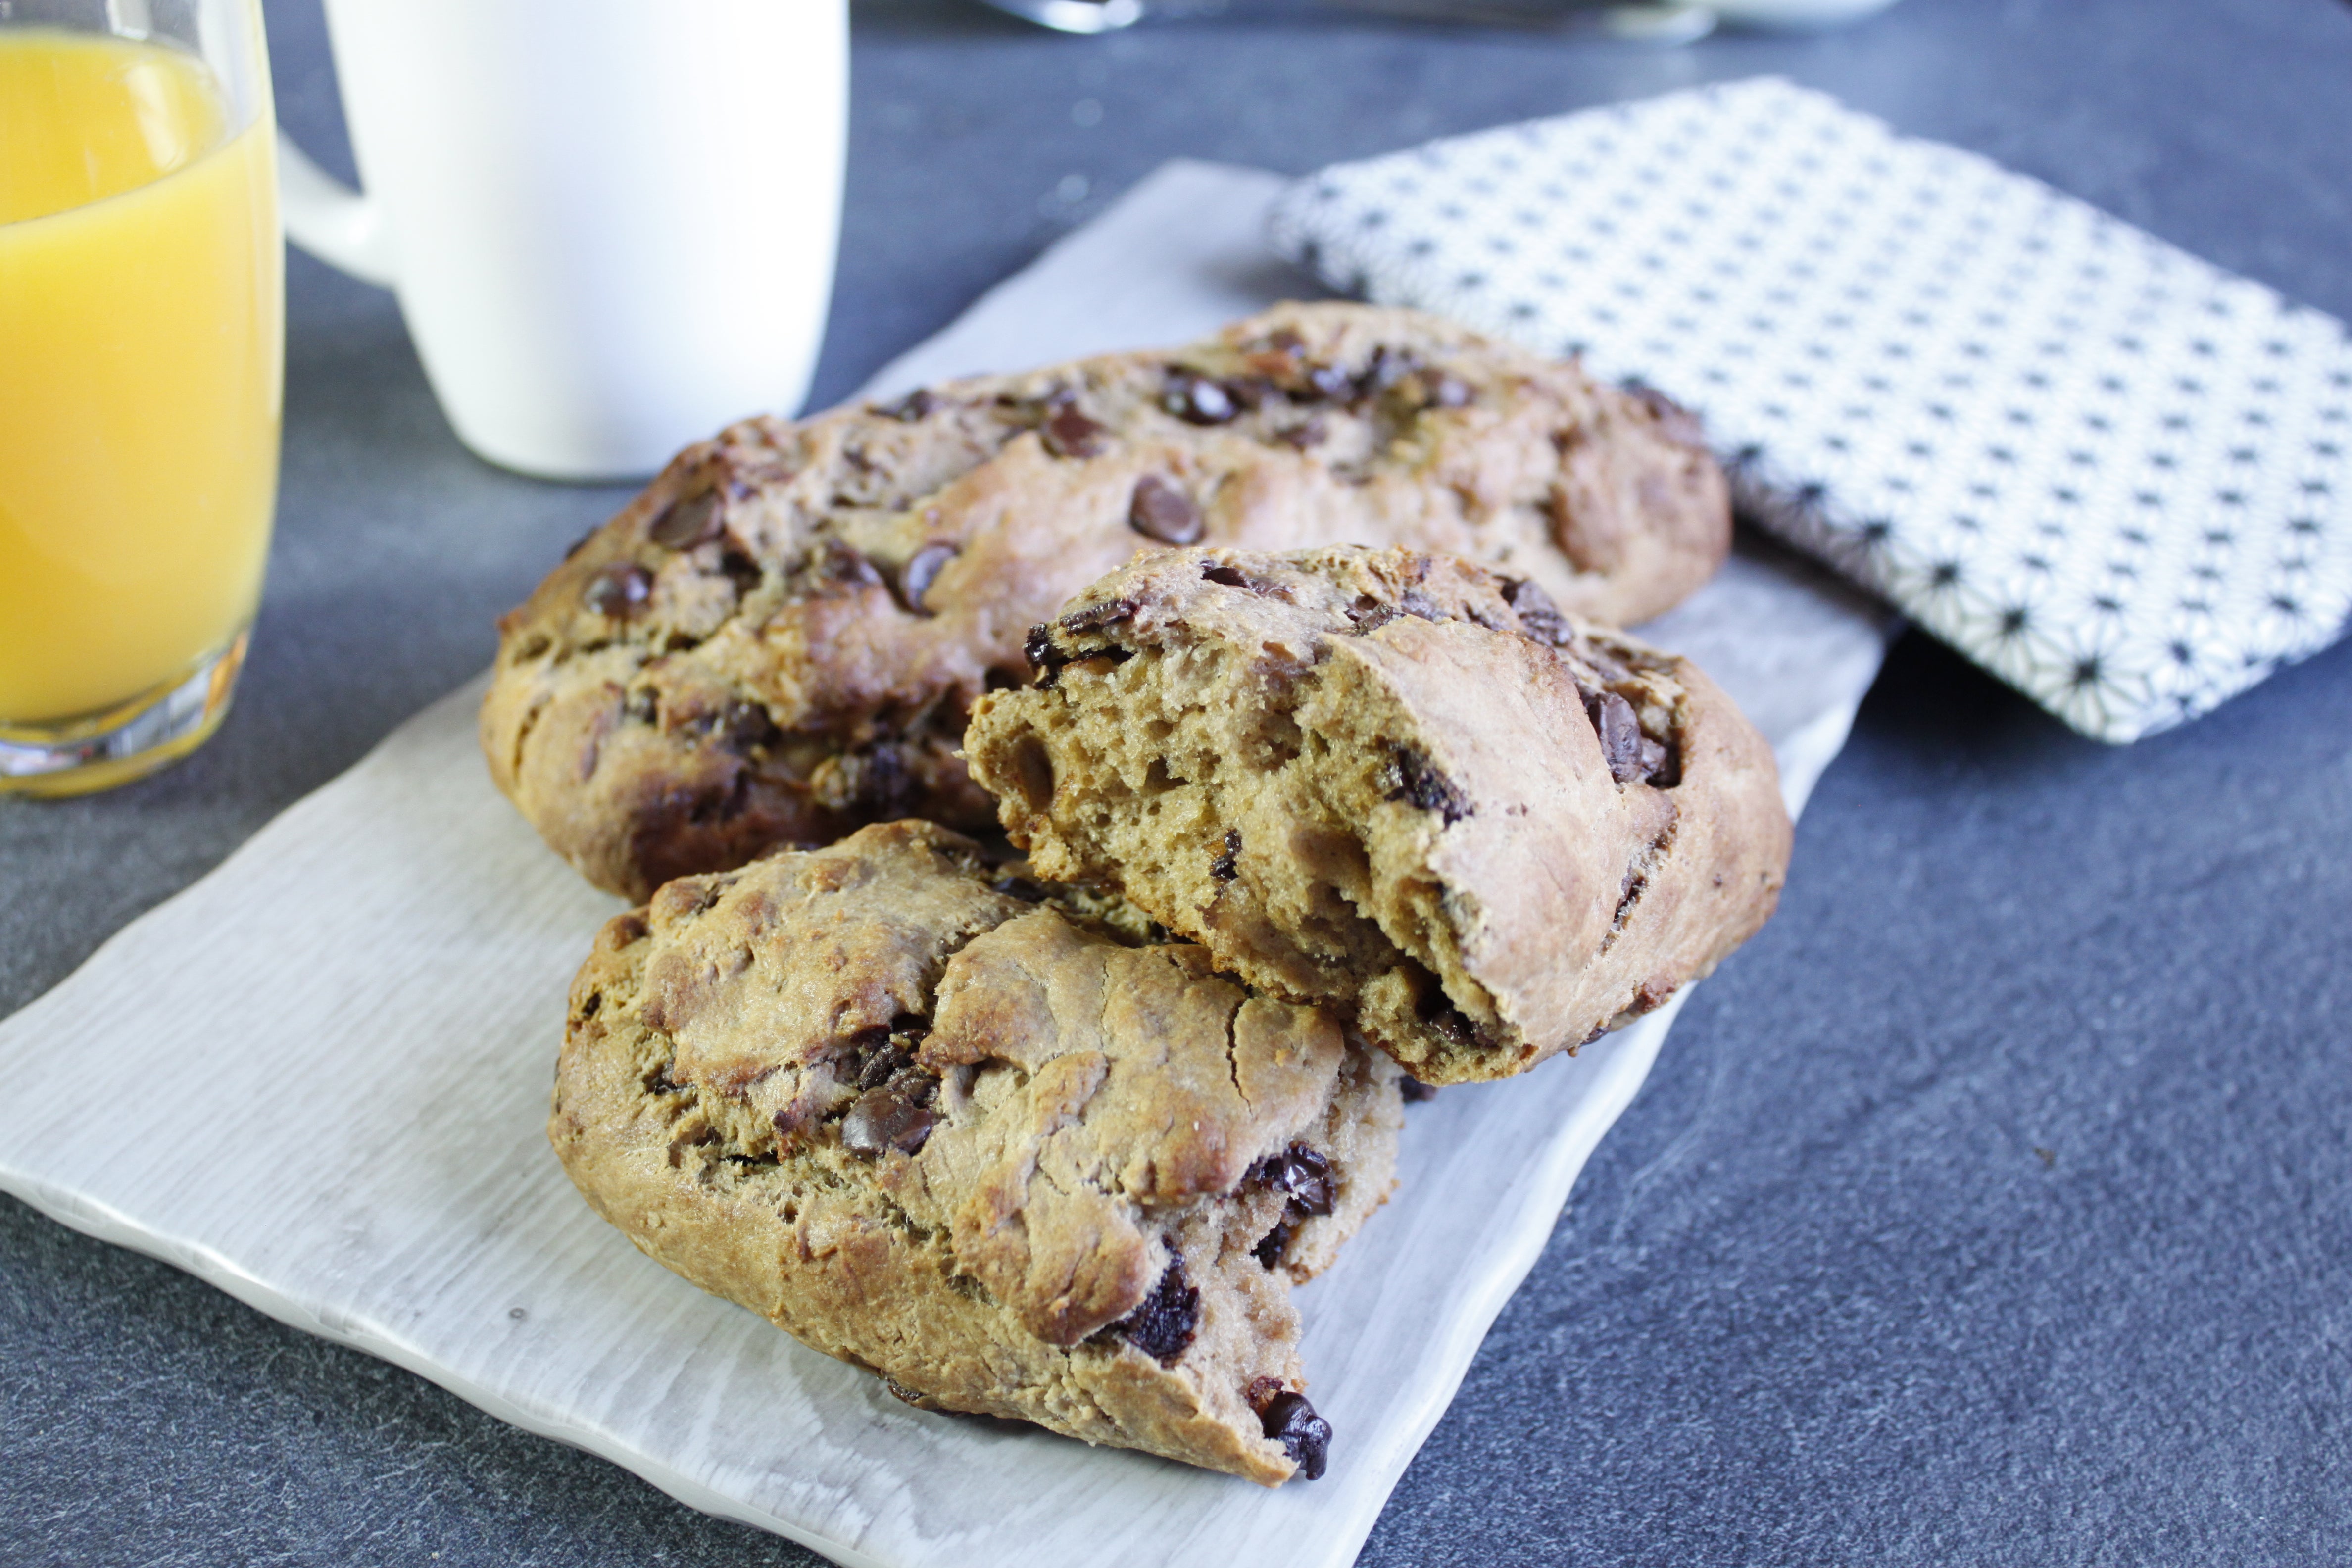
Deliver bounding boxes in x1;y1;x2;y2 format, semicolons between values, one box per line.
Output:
1268;77;2352;744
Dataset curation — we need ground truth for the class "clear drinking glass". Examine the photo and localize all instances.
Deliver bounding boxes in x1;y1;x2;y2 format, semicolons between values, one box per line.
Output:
0;0;282;796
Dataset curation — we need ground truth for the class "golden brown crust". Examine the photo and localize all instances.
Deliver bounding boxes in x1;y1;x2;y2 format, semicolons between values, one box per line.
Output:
549;821;1403;1483
963;546;1792;1083
484;302;1730;899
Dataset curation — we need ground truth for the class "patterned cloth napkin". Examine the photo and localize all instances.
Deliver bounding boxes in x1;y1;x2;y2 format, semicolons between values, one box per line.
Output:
1269;77;2352;742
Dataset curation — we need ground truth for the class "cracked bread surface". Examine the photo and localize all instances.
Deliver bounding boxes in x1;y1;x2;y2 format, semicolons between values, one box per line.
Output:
963;546;1792;1084
549;820;1403;1484
484;300;1731;900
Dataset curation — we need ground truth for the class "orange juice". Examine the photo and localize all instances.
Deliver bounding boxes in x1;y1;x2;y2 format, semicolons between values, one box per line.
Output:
0;30;282;728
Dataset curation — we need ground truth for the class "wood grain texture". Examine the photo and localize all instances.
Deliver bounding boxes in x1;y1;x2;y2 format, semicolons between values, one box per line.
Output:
0;163;1892;1568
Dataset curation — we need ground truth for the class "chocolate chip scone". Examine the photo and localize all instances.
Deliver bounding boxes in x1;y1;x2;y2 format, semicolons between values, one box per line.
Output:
485;301;1729;900
550;819;1404;1484
963;546;1791;1085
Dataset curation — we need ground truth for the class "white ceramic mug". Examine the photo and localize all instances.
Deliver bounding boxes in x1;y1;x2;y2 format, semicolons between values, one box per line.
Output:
278;0;845;481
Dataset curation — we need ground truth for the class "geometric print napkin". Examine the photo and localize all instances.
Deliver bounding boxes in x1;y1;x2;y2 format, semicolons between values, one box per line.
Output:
1269;77;2352;742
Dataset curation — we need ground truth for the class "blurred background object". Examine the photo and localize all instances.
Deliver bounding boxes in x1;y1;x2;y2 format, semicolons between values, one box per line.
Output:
973;0;1901;34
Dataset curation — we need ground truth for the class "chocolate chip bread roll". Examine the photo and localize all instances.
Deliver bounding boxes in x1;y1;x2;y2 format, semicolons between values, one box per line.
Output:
485;301;1730;900
963;546;1791;1085
550;820;1404;1485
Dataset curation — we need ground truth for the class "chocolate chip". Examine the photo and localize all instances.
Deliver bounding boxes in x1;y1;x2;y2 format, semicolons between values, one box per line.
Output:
1347;600;1404;634
853;1037;914;1091
1258;1392;1331;1480
848;745;915;815
1042;404;1109;458
1254;1143;1334;1218
1023;623;1064;681
1303;364;1354;401
1623;380;1708;447
1582;687;1653;784
897;542;958;614
1252;1221;1293;1269
1503;577;1570;645
1210;829;1242;882
720;547;767;599
649;490;723;550
878;387;944;422
841;1084;934;1158
1384;744;1473;824
1400;1078;1440;1103
713;699;775;751
1222;375;1275;411
1128;475;1203;545
1278;417;1327;450
1364;345;1419;392
1059;597;1139;636
1398;588;1446;622
1163;373;1236;425
1111;1252;1199;1365
582;563;652;618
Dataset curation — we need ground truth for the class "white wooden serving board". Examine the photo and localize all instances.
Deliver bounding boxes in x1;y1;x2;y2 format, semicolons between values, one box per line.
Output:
0;162;1895;1568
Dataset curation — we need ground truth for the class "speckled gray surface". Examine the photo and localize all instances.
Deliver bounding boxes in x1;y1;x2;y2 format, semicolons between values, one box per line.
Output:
3;0;2350;1563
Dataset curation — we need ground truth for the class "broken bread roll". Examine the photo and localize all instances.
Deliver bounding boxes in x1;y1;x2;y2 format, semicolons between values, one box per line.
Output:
484;300;1731;901
550;820;1404;1484
964;546;1791;1085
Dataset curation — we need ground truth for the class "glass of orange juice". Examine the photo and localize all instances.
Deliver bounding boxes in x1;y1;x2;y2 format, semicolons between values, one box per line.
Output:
0;0;282;796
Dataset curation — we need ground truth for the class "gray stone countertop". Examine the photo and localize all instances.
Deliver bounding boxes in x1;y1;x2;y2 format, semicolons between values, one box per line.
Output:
5;0;2351;1562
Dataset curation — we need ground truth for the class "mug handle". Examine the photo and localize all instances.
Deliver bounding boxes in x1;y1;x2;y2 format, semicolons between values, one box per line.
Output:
277;132;397;288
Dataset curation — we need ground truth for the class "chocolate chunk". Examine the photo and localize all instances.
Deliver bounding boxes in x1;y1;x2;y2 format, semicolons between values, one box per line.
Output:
897;542;959;615
1222;375;1275;411
649;489;723;550
1347;600;1404;634
1128;475;1204;545
848;745;915;816
1163;373;1236;425
1258;1392;1331;1480
1252;1220;1293;1270
1384;744;1473;824
1200;561;1277;594
878;387;943;422
1363;345;1419;392
1278;416;1327;450
1254;1143;1334;1218
1210;829;1242;882
1399;1078;1440;1103
1303;363;1354;401
1623;380;1708;447
1398;588;1446;622
1042;404;1110;458
841;1084;935;1158
1503;577;1570;645
1111;1252;1200;1365
582;563;653;618
720;547;766;599
1582;687;1654;784
714;699;776;751
1059;597;1139;636
1023;624;1066;682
